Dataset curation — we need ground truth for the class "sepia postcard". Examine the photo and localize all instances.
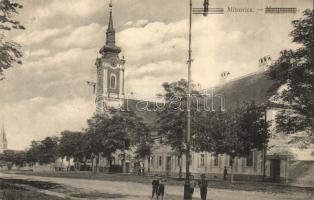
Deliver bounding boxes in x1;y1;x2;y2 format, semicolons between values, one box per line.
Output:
0;0;313;199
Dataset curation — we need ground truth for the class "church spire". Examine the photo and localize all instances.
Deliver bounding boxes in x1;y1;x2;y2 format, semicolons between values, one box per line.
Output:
0;123;8;153
106;0;115;46
1;123;7;143
100;0;121;55
108;1;114;31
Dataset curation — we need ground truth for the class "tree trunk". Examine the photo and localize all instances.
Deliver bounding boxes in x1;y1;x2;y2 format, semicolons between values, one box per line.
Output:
95;154;100;173
74;159;80;171
61;158;64;171
263;144;267;181
147;156;150;174
91;155;94;173
108;155;113;173
122;152;126;173
67;157;71;172
178;155;182;179
231;157;234;183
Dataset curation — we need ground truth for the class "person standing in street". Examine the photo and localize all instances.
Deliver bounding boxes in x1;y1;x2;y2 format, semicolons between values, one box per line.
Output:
223;166;228;181
157;177;166;200
198;174;208;200
152;174;159;199
189;175;196;198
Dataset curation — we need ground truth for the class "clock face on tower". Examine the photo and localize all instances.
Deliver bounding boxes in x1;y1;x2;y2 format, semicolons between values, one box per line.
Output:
110;59;118;68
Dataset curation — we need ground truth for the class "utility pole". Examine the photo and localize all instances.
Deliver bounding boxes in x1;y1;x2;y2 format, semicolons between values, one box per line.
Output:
183;1;223;199
183;0;193;199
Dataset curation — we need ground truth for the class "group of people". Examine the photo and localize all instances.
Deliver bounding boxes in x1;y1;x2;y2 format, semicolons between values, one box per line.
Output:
151;173;210;200
152;175;167;200
186;174;209;200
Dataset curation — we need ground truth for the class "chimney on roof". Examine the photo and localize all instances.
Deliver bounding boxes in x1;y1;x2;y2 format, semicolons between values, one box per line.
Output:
220;71;231;84
259;55;272;71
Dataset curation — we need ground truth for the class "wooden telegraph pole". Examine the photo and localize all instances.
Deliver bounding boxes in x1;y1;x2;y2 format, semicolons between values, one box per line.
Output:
183;0;193;199
183;1;223;199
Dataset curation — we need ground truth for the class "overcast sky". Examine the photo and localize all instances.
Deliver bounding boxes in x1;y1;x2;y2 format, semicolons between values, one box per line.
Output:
0;0;312;150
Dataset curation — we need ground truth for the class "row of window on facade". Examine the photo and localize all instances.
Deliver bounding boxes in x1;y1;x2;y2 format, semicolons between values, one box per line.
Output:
150;151;254;169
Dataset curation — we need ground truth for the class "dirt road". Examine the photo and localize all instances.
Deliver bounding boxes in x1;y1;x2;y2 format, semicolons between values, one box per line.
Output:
0;172;312;200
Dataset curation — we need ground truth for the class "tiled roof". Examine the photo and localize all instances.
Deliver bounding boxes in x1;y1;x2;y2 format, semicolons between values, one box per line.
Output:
123;98;158;127
214;71;275;109
123;71;275;125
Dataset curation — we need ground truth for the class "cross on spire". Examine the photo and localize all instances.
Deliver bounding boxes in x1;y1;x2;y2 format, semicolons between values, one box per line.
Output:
100;0;121;55
107;0;114;35
109;0;112;9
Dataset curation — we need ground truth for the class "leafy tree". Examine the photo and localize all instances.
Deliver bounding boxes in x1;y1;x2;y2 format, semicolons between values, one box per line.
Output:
12;150;27;167
84;114;111;172
0;0;25;78
38;137;59;164
85;113;131;172
134;127;153;173
109;109;150;171
0;150;15;169
25;141;41;165
193;102;270;182
134;141;153;172
58;131;85;171
25;137;59;165
267;10;314;143
0;150;27;169
85;109;150;173
156;79;202;179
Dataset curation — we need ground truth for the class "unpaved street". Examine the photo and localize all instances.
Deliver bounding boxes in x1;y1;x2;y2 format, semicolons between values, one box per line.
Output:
0;172;312;200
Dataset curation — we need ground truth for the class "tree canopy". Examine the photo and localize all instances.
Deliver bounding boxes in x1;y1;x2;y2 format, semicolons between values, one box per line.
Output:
156;79;202;153
84;109;150;170
156;79;210;178
193;102;270;157
267;10;314;143
0;0;25;78
58;131;85;163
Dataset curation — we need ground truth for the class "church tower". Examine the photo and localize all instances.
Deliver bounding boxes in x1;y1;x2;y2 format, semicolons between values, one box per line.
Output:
0;124;8;153
95;1;125;114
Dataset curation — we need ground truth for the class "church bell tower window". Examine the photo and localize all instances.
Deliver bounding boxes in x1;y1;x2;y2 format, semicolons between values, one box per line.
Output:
110;74;116;89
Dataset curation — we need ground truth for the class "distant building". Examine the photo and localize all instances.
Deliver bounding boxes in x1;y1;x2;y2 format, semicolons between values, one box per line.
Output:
0;124;8;153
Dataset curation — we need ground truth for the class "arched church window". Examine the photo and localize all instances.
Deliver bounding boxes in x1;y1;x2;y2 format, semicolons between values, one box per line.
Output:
110;74;116;89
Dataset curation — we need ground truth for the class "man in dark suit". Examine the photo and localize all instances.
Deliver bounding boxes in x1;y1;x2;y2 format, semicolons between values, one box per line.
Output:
198;174;208;200
151;175;159;199
223;166;228;181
